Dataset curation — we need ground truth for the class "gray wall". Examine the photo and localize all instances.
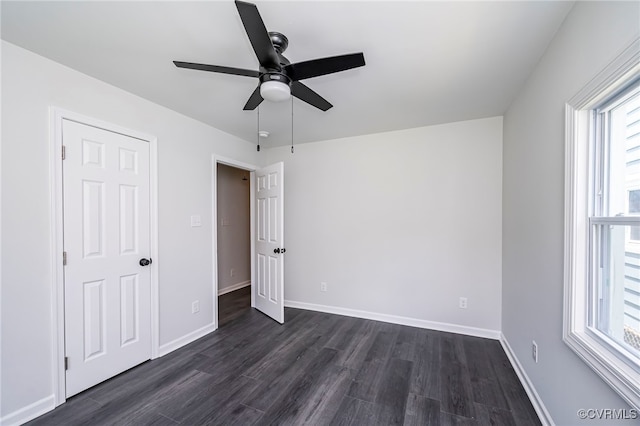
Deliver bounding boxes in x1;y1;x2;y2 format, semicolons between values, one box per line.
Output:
266;117;504;335
502;2;640;424
216;164;251;293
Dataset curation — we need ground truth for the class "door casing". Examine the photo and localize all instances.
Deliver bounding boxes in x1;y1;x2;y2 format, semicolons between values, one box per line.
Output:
49;107;159;406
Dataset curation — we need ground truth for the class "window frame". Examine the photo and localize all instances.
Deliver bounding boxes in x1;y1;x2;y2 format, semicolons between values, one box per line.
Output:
564;37;640;409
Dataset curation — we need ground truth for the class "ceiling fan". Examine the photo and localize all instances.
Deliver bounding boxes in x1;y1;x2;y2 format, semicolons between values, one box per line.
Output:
173;0;366;111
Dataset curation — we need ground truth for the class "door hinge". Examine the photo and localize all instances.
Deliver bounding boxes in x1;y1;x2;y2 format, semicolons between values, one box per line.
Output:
62;145;66;160
65;356;69;370
63;251;67;266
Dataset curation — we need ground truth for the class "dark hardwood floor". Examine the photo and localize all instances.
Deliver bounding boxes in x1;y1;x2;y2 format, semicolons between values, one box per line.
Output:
218;285;252;327
28;288;540;425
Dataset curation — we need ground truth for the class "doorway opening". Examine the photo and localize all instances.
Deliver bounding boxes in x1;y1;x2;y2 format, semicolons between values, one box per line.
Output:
216;163;252;327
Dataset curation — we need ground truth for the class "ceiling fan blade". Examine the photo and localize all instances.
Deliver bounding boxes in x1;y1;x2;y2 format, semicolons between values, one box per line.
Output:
243;86;264;110
284;53;365;81
173;61;259;78
235;0;280;69
291;81;332;111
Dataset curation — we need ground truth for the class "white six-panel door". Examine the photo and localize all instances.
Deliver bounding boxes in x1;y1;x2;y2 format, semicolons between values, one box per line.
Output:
63;119;151;397
254;162;285;323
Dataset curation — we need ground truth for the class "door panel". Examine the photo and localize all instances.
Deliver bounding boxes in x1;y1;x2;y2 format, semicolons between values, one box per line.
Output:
254;162;284;323
119;185;139;254
63;119;151;397
120;274;140;346
83;279;106;360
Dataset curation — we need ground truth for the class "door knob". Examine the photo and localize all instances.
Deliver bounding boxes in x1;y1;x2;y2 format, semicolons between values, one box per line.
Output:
274;248;281;254
139;258;152;266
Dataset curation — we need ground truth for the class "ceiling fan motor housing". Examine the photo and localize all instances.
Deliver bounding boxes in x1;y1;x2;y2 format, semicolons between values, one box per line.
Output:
268;32;288;54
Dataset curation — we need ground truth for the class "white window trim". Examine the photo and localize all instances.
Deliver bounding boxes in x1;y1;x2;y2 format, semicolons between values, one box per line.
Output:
564;37;640;409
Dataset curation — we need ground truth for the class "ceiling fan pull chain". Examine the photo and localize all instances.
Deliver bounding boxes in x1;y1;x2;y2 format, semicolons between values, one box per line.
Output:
257;105;260;151
291;97;294;154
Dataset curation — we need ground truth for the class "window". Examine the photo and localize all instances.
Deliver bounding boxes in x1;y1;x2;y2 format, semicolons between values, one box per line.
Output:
592;86;640;359
564;40;640;409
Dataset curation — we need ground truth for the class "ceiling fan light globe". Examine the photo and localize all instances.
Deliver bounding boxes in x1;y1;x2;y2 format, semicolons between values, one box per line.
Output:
260;81;291;102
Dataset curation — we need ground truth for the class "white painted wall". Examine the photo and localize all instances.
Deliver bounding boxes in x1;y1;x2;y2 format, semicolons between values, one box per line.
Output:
502;2;640;425
0;41;257;420
216;164;251;293
265;117;503;334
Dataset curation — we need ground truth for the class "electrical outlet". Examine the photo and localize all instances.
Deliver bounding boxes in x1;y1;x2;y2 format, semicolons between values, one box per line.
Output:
230;268;235;277
192;300;200;314
320;282;327;292
532;340;538;363
459;297;468;309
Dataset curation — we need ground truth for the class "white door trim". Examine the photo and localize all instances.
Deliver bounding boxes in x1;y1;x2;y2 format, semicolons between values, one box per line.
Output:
49;107;159;406
212;155;258;327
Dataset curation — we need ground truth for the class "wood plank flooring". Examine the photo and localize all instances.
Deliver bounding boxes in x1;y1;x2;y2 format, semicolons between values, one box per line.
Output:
28;289;540;425
218;285;252;327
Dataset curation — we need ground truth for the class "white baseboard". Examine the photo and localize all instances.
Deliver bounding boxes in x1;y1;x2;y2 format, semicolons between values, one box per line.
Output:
218;280;251;296
500;334;554;426
0;394;55;426
284;300;501;340
157;322;217;358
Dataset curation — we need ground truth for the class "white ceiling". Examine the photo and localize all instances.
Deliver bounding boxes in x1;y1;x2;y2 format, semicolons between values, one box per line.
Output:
1;1;574;147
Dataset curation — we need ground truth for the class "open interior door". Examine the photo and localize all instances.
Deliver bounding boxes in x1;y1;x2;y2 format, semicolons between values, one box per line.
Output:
254;162;285;323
